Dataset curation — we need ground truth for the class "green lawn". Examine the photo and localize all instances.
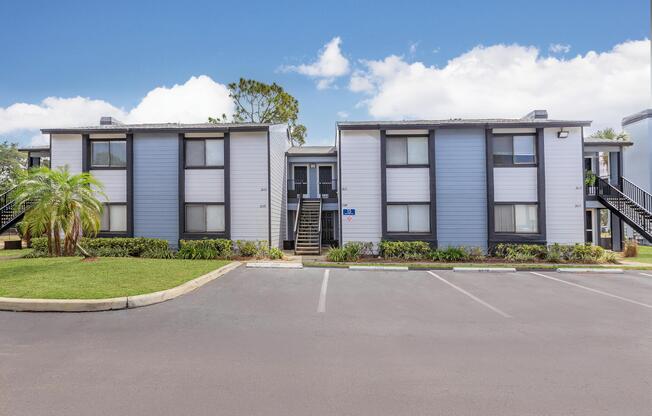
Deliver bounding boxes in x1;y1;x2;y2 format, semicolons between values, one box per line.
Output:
0;257;230;299
0;248;32;258
629;246;652;264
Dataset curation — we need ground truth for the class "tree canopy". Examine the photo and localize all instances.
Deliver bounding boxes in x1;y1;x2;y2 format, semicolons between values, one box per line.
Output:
590;127;628;141
210;78;307;146
0;141;26;192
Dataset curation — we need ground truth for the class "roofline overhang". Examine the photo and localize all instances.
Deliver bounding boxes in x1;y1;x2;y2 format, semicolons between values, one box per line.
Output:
40;125;272;134
337;121;592;130
583;141;633;147
622;109;652;127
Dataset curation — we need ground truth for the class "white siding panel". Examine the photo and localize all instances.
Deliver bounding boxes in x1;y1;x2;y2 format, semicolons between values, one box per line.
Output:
386;168;430;202
91;169;126;202
269;124;291;248
545;127;584;244
230;131;269;241
494;167;538;202
185;169;224;202
51;134;82;173
339;130;382;246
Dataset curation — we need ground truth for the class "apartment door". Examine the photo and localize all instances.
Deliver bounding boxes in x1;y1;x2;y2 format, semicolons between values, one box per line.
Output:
318;165;333;197
293;165;308;198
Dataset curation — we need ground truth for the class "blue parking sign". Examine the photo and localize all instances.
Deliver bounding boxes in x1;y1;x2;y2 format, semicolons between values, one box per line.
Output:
343;208;356;216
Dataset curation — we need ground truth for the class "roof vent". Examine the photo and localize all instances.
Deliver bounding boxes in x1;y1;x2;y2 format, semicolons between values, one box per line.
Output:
522;110;548;120
100;116;123;125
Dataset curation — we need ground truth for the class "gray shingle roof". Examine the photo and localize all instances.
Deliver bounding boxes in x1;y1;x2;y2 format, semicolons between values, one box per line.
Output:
337;118;591;129
287;146;336;155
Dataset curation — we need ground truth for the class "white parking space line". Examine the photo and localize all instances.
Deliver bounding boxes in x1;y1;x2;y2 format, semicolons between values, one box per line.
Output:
530;272;652;309
317;269;329;313
639;273;652;278
426;271;512;318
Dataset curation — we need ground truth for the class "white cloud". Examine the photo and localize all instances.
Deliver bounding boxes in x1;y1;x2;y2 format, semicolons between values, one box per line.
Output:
1;75;234;145
549;43;571;54
283;37;350;89
348;40;651;132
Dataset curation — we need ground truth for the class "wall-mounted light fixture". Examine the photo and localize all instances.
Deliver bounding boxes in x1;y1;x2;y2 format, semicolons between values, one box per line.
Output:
557;129;569;139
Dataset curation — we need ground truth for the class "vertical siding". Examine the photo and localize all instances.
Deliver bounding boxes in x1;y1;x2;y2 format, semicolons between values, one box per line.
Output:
268;124;291;248
51;134;82;173
340;130;382;246
184;169;224;202
230;131;269;241
386;168;430;202
133;133;179;247
436;129;487;250
91;170;127;202
493;167;538;202
544;127;584;244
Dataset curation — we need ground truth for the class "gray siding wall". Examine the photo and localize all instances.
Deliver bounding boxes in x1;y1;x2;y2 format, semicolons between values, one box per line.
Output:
269;124;291;248
133;133;179;248
436;129;487;250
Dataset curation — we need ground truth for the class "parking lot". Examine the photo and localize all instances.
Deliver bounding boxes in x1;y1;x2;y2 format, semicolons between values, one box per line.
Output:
1;266;651;415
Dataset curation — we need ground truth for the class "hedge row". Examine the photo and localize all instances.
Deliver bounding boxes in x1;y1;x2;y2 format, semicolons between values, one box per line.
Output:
29;237;283;260
326;240;618;264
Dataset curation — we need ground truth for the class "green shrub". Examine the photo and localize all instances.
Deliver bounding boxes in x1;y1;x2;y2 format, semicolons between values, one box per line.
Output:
236;240;260;257
268;247;284;260
379;240;431;260
569;243;604;263
430;246;470;262
326;241;372;262
178;239;232;260
467;247;486;260
30;237;168;258
142;246;176;259
602;250;618;263
494;244;547;262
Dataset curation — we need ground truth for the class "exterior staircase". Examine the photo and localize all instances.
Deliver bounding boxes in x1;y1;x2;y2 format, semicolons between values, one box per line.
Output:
294;198;322;255
0;187;26;234
596;177;652;243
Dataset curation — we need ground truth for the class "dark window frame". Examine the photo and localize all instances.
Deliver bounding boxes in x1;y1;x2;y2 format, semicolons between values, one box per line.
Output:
100;203;128;233
184;138;225;169
494;202;539;234
492;134;537;167
184;202;226;233
385;134;430;168
90;139;127;169
386;201;431;234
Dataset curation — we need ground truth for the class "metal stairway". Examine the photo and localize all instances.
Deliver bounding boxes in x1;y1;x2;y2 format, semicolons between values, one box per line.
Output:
596;177;652;243
0;187;26;234
294;198;322;255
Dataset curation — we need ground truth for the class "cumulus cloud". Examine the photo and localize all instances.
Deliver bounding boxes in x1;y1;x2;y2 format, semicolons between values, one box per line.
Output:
282;37;350;89
549;43;571;54
348;40;650;132
0;75;234;146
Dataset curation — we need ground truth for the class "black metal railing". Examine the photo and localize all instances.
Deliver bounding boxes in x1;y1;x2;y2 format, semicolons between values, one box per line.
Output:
621;177;652;215
0;187;29;233
596;177;652;240
319;179;338;198
287;179;308;198
287;179;338;199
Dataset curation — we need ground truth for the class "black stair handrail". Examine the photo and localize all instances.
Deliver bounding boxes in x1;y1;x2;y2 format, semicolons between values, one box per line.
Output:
596;177;652;238
621;177;652;215
293;195;302;253
0;186;16;210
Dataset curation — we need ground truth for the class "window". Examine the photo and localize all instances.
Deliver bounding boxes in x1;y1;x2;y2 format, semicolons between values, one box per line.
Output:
386;136;429;165
493;135;536;166
91;141;126;168
494;204;538;233
185;204;225;233
100;204;127;232
185;139;224;167
387;204;430;233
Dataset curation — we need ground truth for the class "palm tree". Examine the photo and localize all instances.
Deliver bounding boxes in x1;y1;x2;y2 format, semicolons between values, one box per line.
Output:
14;167;105;256
590;127;629;141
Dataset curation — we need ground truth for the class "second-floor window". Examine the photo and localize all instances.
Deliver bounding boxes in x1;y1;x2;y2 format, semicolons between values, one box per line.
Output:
186;139;224;168
493;135;536;166
386;136;429;166
91;140;126;168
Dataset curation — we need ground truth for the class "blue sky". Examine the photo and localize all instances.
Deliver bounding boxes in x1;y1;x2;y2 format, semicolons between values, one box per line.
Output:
0;0;649;146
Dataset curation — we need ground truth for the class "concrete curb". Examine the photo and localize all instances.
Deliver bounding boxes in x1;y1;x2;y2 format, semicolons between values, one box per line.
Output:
453;267;517;272
348;265;409;271
0;261;241;313
557;268;624;274
246;262;303;269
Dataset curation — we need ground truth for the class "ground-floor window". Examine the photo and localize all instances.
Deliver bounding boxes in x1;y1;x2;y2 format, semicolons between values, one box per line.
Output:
185;204;225;233
100;204;127;232
387;203;430;233
494;204;538;233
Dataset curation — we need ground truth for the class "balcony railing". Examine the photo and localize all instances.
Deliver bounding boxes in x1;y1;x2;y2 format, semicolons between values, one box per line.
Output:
287;179;338;199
